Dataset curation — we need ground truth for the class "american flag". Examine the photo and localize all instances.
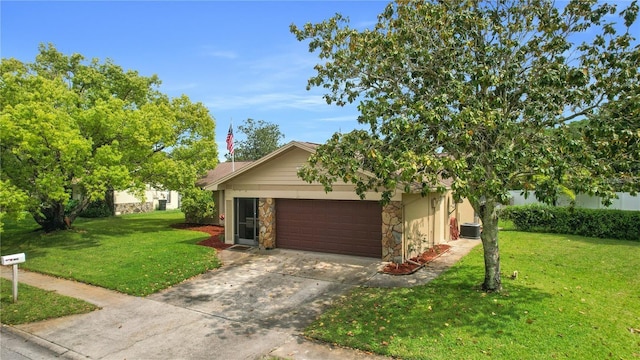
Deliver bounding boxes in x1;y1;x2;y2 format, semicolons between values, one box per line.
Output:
226;124;234;155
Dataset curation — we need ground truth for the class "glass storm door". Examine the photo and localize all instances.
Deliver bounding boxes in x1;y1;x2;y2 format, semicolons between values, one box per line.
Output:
235;198;259;246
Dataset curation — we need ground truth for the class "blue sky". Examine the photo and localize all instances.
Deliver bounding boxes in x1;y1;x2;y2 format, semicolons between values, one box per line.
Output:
1;1;388;159
2;1;638;161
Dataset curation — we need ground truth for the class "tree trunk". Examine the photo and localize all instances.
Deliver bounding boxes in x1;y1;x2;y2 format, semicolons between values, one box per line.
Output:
33;202;69;232
32;197;93;232
479;200;502;292
105;189;115;215
65;197;91;225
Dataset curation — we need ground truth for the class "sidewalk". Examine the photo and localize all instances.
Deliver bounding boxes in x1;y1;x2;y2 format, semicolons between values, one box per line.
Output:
1;239;480;360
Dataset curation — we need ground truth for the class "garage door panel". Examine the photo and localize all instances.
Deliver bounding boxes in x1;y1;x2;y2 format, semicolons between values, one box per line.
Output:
276;199;382;258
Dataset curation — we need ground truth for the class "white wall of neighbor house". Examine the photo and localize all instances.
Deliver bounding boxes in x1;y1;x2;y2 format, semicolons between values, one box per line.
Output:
113;187;179;213
508;191;640;211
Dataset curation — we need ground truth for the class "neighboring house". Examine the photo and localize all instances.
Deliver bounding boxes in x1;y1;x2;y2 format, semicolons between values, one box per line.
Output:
508;191;640;211
201;141;475;263
71;185;180;215
113;186;180;215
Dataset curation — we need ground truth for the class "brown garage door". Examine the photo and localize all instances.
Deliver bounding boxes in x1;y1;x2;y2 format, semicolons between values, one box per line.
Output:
276;199;382;258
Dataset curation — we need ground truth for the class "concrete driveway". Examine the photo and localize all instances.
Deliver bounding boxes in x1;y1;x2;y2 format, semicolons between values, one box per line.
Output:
6;248;388;360
148;248;381;333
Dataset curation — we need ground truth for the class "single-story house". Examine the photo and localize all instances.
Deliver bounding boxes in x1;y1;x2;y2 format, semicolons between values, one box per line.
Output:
113;186;180;215
201;141;475;263
72;185;180;215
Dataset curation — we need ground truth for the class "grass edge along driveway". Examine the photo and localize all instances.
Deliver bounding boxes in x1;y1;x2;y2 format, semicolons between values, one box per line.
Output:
305;231;640;359
0;211;220;297
0;278;99;325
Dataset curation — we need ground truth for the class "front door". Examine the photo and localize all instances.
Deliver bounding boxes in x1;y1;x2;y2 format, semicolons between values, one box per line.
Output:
235;198;259;246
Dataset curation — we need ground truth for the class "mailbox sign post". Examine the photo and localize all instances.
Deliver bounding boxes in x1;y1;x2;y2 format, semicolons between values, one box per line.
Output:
1;253;26;302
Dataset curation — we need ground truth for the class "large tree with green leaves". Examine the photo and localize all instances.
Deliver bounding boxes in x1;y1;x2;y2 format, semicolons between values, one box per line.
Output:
225;118;284;161
0;44;218;232
291;0;639;291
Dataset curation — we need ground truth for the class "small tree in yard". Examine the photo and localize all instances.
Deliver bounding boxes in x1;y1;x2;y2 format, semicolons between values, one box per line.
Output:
225;118;285;161
0;44;218;232
291;0;639;291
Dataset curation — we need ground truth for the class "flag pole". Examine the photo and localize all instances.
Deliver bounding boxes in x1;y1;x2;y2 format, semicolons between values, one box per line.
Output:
226;119;235;172
231;119;235;172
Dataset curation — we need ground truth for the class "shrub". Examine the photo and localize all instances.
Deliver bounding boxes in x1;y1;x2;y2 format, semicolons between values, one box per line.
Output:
79;200;113;218
501;204;640;241
180;187;216;224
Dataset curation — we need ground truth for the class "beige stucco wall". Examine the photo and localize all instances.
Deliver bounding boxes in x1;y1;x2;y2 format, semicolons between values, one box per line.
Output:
402;194;431;259
403;191;479;259
403;192;454;259
214;190;225;225
455;198;476;225
220;147;400;201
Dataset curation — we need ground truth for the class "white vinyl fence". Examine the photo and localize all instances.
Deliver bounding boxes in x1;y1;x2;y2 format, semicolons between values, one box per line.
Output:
508;191;640;211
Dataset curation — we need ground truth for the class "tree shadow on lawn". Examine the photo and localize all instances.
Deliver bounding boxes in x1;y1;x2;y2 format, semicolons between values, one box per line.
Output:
402;277;550;340
322;264;553;344
1;227;102;260
0;217;206;261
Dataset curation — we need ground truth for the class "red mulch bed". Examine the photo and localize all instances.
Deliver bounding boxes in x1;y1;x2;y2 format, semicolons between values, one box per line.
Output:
382;244;451;275
170;223;232;250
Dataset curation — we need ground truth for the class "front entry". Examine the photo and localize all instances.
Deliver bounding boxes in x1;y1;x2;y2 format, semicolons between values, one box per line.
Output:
235;198;259;246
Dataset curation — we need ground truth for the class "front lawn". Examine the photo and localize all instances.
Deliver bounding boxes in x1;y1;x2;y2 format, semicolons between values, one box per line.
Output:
0;278;99;325
306;231;640;359
0;211;220;296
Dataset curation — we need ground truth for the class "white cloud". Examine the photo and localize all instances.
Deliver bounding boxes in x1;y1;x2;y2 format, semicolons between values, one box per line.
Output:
206;92;327;111
161;82;198;92
314;114;358;122
207;50;238;59
236;44;319;92
200;45;239;59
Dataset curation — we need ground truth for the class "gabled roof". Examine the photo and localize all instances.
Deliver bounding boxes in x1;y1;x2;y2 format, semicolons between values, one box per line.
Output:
199;140;452;193
196;161;252;188
202;141;319;191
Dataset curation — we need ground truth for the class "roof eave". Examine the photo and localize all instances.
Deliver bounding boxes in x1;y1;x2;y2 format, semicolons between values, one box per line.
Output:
203;141;315;191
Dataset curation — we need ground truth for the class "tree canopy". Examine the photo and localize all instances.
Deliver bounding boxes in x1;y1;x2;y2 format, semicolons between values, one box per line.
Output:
291;0;639;291
225;118;285;161
0;44;218;232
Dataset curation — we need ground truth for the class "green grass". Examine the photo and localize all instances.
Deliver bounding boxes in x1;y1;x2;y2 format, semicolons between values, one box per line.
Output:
306;231;640;359
0;211;220;296
0;278;98;325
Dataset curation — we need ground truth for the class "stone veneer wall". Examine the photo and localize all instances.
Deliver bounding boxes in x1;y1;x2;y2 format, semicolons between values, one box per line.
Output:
259;198;276;249
115;202;154;215
382;201;403;263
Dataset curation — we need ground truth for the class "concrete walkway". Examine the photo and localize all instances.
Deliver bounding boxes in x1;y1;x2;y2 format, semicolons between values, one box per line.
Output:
1;239;480;360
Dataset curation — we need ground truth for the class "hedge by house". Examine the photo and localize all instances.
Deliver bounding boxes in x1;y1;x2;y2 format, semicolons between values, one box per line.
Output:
500;204;640;241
